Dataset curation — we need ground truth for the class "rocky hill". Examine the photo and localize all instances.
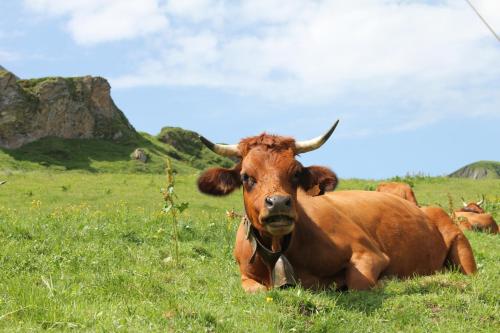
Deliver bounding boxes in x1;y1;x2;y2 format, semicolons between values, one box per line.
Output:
0;68;234;173
0;68;137;149
448;161;500;179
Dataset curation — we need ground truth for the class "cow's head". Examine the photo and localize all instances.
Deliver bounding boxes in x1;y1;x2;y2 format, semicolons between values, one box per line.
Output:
460;196;485;214
197;121;339;237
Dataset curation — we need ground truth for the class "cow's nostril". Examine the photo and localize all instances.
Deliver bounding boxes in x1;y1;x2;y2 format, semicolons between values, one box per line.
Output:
265;195;292;212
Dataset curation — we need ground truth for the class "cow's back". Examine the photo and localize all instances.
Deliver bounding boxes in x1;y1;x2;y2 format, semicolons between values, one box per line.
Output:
298;190;447;277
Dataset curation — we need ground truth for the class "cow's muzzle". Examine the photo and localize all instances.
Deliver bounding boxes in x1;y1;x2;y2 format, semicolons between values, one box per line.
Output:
261;214;295;236
261;195;296;235
262;214;295;226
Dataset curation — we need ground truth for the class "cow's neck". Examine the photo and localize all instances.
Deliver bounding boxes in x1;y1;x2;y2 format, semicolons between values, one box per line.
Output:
250;205;316;253
255;228;289;252
244;216;296;288
271;237;282;252
243;216;293;264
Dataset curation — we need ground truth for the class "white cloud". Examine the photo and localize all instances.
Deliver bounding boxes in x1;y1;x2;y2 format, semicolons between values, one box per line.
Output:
24;0;168;45
22;0;500;134
165;0;225;23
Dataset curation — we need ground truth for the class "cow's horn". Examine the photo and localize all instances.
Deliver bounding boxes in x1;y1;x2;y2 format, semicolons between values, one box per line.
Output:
295;119;340;154
461;197;467;207
477;195;484;206
199;135;240;157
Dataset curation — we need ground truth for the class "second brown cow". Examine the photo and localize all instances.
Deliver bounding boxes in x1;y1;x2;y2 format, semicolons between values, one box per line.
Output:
376;182;418;206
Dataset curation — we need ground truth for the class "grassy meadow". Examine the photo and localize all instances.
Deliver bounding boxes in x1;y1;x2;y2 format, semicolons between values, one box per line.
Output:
0;170;499;332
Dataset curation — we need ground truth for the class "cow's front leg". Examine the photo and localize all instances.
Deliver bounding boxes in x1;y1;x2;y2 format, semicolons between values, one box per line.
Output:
241;275;267;293
346;251;389;290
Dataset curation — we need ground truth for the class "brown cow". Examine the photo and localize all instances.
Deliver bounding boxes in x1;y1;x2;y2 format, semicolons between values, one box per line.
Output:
376;182;418;206
454;197;498;234
197;121;477;292
458;196;485;214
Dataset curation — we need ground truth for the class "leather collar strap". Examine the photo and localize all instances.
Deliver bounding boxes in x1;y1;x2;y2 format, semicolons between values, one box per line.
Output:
243;216;297;288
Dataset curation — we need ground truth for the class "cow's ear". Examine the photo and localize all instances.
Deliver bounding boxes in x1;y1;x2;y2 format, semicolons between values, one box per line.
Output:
197;163;242;196
299;165;338;195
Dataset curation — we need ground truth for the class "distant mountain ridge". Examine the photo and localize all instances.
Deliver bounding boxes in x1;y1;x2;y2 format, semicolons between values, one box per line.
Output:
449;161;500;179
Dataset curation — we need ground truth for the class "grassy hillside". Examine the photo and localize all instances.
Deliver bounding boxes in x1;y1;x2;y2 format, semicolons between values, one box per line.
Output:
449;161;500;180
0;172;498;332
0;130;234;174
157;127;235;169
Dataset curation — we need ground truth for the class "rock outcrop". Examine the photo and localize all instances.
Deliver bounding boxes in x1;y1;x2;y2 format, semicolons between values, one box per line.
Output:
158;126;204;157
0;68;137;149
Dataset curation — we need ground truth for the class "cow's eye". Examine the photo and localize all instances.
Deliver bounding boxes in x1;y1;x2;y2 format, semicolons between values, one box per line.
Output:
241;173;249;182
291;170;301;186
241;173;256;189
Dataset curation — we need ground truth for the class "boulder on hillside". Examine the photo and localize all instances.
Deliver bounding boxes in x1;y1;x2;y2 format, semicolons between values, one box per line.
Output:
130;148;149;163
0;68;137;149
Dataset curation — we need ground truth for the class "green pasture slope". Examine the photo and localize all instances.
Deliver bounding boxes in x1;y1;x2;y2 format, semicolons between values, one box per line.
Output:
0;170;499;332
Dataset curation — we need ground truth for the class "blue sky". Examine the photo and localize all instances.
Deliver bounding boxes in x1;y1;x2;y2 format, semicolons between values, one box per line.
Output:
1;0;499;179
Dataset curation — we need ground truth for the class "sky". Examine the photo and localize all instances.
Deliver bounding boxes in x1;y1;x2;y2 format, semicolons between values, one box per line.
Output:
0;0;499;179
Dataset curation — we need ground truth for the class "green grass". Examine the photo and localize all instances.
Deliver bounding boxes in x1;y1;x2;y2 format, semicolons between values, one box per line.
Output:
0;131;233;174
0;172;499;332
